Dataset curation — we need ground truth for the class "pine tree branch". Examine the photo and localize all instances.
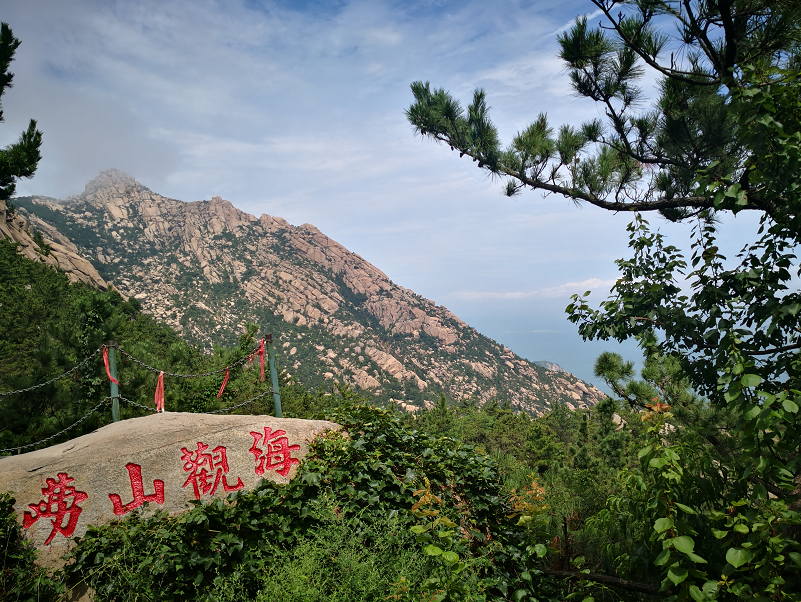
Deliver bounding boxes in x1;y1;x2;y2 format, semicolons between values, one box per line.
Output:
590;0;722;86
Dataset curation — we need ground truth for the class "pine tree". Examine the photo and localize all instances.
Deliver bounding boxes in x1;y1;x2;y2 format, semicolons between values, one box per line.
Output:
406;1;801;219
0;22;42;203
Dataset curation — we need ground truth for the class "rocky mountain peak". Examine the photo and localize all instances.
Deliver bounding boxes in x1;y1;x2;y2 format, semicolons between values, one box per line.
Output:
80;168;140;197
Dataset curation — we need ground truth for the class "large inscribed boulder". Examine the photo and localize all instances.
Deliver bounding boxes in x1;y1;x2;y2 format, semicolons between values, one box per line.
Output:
0;412;340;568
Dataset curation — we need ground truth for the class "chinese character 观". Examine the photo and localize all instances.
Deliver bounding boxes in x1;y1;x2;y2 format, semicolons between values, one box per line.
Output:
180;442;244;499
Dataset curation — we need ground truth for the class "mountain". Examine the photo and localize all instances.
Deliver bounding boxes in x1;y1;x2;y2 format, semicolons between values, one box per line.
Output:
9;169;605;414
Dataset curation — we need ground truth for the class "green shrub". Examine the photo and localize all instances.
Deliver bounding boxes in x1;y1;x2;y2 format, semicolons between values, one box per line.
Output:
66;399;518;601
0;492;64;602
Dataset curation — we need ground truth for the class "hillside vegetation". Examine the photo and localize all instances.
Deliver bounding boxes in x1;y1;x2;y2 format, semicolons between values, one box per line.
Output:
0;237;291;453
3;235;801;600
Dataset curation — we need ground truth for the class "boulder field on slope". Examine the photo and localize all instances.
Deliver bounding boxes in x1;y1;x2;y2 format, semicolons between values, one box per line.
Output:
14;169;606;414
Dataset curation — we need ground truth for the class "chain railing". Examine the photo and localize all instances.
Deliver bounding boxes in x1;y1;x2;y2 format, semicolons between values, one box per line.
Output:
0;340;280;455
118;395;160;414
0;342;263;397
0;346;104;396
115;344;259;378
206;389;273;414
0;397;111;454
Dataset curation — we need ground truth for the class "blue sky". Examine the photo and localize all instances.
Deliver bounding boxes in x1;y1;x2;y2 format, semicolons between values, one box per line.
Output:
3;0;758;392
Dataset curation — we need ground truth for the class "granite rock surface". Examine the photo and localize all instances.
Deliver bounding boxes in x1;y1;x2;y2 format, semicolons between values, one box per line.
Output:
0;412;339;568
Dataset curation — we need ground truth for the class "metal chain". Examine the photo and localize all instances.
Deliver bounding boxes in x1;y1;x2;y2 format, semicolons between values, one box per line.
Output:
0;343;266;397
0;346;104;397
0;341;274;453
118;395;159;413
115;344;261;378
0;397;111;454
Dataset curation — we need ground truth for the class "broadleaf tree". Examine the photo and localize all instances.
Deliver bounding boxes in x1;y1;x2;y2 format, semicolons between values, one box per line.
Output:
408;1;801;598
0;22;42;203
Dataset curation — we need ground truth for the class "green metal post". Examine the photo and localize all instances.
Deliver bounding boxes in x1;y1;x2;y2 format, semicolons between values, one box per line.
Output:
108;342;120;422
266;335;282;418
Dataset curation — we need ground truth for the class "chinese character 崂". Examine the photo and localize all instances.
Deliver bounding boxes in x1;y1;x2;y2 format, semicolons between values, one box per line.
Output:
108;463;165;516
180;442;244;499
249;427;301;477
22;472;88;545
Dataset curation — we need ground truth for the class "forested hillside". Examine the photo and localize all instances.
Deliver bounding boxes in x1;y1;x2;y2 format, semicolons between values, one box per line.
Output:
0;237;290;453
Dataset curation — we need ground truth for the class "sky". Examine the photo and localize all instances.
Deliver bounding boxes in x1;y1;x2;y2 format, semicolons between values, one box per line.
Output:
0;0;761;392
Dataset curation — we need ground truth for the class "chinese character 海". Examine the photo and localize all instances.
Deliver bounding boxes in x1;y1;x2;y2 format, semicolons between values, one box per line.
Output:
108;463;165;516
22;472;88;545
180;442;244;499
249;427;301;477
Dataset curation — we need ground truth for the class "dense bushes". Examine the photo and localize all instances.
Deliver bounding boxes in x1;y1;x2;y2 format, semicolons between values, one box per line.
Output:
64;398;530;601
1;493;64;602
10;360;799;600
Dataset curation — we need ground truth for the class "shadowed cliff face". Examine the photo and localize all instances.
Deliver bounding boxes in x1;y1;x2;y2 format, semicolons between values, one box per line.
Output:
14;168;605;414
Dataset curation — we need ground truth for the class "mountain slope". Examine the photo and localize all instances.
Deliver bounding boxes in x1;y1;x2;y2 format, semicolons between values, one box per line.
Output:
0;199;106;289
13;169;605;414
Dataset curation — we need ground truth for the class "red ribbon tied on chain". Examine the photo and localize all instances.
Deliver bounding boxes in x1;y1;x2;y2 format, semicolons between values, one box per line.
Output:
258;338;265;382
216;367;230;399
154;371;165;413
103;345;120;385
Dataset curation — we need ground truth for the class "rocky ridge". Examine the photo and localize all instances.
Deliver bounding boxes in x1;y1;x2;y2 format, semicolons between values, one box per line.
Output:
14;169;605;414
1;199;107;289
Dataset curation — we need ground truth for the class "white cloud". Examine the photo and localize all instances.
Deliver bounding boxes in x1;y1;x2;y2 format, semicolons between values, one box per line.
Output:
451;278;618;300
551;8;604;35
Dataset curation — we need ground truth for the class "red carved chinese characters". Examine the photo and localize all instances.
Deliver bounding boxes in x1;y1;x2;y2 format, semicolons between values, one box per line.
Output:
22;473;88;545
108;463;165;516
180;442;244;499
249;427;300;477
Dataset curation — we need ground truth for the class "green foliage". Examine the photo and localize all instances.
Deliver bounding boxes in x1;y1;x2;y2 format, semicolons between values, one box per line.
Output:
212;512;428;602
29;229;50;256
588;352;801;600
0;239;278;453
409;477;479;601
0;493;63;602
0;23;42;203
628;406;801;601
64;400;519;601
408;13;801;596
565;211;801;560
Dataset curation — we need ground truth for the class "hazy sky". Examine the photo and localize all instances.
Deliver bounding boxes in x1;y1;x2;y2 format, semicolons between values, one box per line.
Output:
1;0;761;391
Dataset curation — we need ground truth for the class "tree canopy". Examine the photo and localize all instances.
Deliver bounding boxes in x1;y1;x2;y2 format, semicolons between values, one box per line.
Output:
0;22;41;203
408;1;801;599
407;0;801;218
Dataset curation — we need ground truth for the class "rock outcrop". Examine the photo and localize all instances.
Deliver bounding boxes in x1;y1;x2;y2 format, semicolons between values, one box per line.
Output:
1;199;107;289
0;412;339;568
13;169;606;414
